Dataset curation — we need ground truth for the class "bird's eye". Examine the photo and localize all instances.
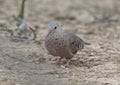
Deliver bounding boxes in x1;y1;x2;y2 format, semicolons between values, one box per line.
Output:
54;26;57;29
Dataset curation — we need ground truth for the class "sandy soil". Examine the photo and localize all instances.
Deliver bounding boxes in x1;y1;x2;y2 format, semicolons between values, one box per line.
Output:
0;0;120;85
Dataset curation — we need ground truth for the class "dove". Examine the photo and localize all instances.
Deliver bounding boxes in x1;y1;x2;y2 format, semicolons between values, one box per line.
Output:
45;21;90;68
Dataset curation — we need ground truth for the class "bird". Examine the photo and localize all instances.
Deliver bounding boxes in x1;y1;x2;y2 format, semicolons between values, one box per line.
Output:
45;21;90;68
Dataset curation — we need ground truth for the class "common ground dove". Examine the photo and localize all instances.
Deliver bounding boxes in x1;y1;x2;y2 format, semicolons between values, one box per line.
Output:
45;21;90;67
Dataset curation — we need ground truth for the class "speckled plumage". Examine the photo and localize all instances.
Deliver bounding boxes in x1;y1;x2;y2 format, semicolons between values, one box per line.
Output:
45;21;90;67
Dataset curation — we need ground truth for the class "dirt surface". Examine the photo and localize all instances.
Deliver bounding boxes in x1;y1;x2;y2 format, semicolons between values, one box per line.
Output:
0;0;120;85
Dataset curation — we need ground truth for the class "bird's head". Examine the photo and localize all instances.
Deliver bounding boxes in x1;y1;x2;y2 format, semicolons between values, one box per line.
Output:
48;21;63;33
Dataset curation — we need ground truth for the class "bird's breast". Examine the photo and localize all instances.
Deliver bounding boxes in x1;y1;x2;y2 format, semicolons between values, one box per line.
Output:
45;31;69;56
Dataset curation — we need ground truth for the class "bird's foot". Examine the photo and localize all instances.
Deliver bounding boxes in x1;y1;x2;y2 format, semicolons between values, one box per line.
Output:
52;57;62;65
61;60;71;68
61;64;70;68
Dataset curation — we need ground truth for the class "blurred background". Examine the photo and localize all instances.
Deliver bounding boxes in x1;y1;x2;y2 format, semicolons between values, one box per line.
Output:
0;0;120;85
1;0;120;23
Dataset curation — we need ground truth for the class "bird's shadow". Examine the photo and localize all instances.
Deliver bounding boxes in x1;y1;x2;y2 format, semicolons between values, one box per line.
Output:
70;58;103;68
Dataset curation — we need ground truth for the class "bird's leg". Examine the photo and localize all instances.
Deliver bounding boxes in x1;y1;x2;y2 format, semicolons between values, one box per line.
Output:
52;57;63;65
62;59;71;68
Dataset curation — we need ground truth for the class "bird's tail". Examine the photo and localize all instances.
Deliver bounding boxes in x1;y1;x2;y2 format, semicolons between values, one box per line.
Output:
84;42;91;45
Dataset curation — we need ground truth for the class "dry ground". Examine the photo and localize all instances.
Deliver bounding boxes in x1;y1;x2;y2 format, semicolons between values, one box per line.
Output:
0;0;120;85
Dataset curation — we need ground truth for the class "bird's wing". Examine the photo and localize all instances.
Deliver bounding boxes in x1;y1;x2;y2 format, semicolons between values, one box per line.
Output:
65;31;86;54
